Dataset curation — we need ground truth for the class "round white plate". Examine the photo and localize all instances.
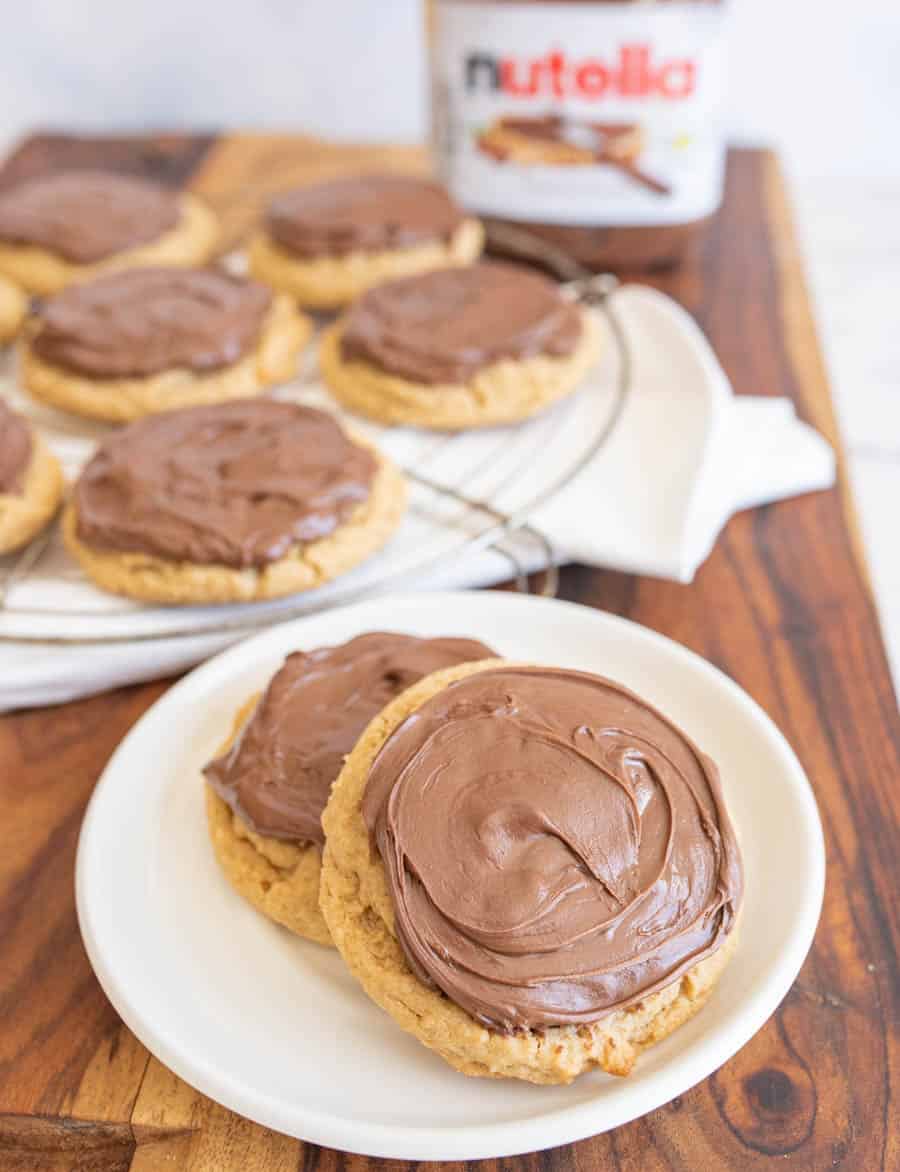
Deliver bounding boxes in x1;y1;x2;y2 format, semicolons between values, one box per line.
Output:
76;592;825;1160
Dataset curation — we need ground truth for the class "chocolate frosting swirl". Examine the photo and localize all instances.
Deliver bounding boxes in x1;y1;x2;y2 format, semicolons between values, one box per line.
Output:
0;171;180;264
32;267;272;378
73;401;376;568
266;174;466;259
340;262;582;384
363;666;743;1032
0;401;32;494
205;632;494;845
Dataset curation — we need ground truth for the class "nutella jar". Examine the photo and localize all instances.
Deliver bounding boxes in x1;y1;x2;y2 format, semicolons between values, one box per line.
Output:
430;0;727;270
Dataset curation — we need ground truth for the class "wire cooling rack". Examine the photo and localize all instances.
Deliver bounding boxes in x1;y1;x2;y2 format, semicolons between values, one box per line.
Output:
0;271;629;645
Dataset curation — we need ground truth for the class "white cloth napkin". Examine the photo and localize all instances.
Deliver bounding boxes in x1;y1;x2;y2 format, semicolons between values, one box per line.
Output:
0;285;834;710
534;286;834;579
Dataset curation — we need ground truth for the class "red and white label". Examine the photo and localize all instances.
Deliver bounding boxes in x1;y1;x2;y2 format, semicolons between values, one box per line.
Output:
432;1;728;227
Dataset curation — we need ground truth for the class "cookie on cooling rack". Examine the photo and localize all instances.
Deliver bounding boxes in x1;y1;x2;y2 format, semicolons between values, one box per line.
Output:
0;170;218;296
203;632;494;945
249;174;483;311
0;274;27;345
320;659;743;1085
19;267;311;422
63;399;406;605
0;399;64;555
319;262;600;430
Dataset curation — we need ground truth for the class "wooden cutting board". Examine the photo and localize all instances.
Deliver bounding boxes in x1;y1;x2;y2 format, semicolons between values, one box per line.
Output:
0;133;897;1172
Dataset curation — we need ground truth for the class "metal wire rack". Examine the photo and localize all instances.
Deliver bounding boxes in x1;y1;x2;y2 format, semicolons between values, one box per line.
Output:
0;267;629;645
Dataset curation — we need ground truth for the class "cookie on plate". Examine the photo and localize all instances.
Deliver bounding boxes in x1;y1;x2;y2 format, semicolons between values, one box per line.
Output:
319;262;600;429
0;399;64;554
249;174;483;311
63;399;406;604
321;660;743;1084
203;632;494;944
0;274;27;345
19;267;311;422
0;170;218;295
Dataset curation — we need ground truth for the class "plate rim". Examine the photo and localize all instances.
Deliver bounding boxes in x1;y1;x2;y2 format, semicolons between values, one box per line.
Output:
75;590;826;1160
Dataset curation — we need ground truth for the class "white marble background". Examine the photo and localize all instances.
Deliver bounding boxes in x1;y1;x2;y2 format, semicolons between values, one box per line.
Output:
0;0;897;691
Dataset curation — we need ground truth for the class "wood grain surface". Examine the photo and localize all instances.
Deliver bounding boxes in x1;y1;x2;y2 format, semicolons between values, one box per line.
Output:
0;134;897;1172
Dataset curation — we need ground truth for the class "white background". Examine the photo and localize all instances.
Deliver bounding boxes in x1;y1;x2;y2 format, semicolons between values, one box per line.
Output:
1;0;898;689
0;0;896;180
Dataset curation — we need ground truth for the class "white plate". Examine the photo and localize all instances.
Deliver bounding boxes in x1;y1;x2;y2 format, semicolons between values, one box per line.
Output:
76;592;825;1160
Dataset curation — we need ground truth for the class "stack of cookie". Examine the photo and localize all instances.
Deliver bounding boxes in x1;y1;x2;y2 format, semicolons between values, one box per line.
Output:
202;631;744;1085
0;167;601;606
0;165;745;1085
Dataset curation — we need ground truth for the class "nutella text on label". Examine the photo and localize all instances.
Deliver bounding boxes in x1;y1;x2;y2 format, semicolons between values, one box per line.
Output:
464;46;698;101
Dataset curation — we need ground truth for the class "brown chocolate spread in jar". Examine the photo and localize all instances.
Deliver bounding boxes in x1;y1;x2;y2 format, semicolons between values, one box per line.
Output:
32;267;272;379
431;1;727;271
0;171;180;264
0;401;32;494
363;665;743;1031
340;261;582;383
204;632;494;845
72;400;376;568
266;174;467;259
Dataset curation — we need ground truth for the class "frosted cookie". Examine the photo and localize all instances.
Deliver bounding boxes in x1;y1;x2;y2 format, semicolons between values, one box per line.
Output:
320;262;600;429
203;632;494;944
64;400;406;604
321;660;743;1084
0;400;64;554
249;174;483;311
0;170;218;295
0;275;27;345
20;267;311;422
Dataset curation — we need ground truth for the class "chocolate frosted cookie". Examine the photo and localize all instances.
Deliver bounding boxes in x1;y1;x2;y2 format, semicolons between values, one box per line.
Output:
0;400;64;554
203;632;493;944
64;399;406;603
0;275;27;345
320;660;743;1084
20;267;312;421
0;170;218;294
249;174;483;310
320;262;600;429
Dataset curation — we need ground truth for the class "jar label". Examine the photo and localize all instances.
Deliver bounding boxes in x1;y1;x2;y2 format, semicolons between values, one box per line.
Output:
433;1;727;226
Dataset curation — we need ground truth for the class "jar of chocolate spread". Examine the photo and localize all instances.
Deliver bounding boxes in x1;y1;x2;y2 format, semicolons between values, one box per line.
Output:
430;0;728;270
